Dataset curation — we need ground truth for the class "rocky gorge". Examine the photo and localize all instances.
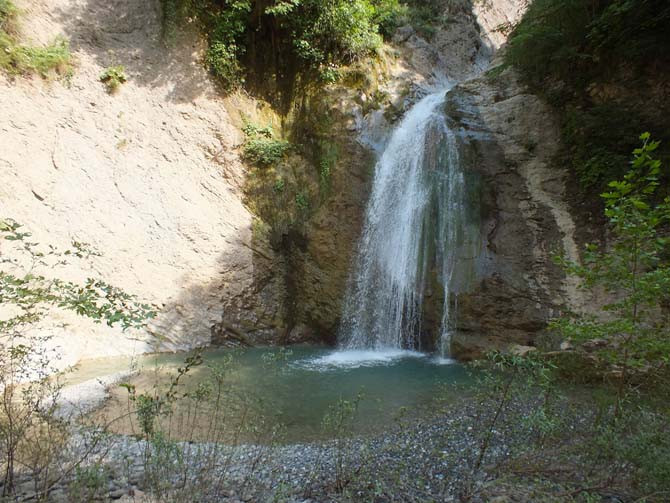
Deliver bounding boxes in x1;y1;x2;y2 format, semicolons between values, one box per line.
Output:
0;0;585;365
3;0;670;501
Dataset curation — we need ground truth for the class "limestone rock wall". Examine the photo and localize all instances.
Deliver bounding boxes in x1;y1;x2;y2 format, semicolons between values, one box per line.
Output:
0;0;283;370
1;0;584;364
286;0;528;342
444;69;582;359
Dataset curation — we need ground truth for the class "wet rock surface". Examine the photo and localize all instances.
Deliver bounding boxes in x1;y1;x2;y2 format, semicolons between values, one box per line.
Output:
441;69;581;359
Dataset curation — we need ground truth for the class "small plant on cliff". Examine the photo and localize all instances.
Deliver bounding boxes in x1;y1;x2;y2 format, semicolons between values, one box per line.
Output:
242;122;290;166
295;191;309;212
552;133;670;412
207;40;246;90
0;1;72;78
99;65;127;93
0;0;17;30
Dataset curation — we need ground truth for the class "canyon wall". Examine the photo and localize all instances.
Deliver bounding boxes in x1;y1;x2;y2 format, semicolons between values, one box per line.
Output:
0;0;584;365
0;0;283;370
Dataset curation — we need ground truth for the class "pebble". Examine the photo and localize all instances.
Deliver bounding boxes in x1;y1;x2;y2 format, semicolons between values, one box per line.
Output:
5;396;570;502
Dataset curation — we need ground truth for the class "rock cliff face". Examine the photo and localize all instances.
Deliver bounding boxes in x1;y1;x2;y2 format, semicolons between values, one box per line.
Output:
1;0;584;364
443;70;583;359
0;0;284;370
284;0;575;357
284;0;532;345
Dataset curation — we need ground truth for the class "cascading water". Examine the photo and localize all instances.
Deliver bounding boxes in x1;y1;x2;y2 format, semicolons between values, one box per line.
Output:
339;88;478;358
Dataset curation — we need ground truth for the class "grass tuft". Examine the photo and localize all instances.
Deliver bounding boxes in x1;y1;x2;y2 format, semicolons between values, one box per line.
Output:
0;0;72;79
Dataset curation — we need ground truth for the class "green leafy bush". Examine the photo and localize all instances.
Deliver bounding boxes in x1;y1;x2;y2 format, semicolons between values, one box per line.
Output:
0;0;17;30
295;191;309;211
206;41;243;89
0;1;72;78
0;34;71;77
99;65;127;92
0;218;156;498
160;0;406;89
371;0;408;37
291;0;382;64
506;0;670;89
242;122;290;166
67;463;109;502
505;0;670;191
552;134;670;407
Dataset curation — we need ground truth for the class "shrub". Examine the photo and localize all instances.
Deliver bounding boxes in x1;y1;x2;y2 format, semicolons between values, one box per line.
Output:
505;0;670;191
0;34;72;78
99;65;127;93
295;191;309;211
0;218;156;498
242;123;290;166
371;0;408;38
0;0;17;31
206;41;243;90
245;137;290;166
552;134;670;410
293;0;383;64
67;463;109;502
0;1;72;78
160;0;392;88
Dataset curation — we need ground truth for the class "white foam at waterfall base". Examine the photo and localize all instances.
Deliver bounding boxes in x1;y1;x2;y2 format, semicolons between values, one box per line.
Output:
296;349;427;371
431;356;457;365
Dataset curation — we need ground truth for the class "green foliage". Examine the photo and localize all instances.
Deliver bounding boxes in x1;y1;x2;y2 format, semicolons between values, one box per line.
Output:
242;122;290;166
616;411;670;493
402;0;462;39
506;0;670;89
0;219;156;332
160;0;406;90
505;0;591;88
0;219;156;498
463;350;670;499
371;0;408;37
0;2;72;78
143;431;186;496
290;0;382;65
0;0;17;31
552;135;670;405
99;65;127;93
322;392;365;493
67;463;109;502
0;35;72;78
317;139;338;194
273;177;285;193
206;41;243;89
295;191;309;211
160;0;196;43
121;349;204;438
505;0;670;191
318;63;340;84
562;104;648;189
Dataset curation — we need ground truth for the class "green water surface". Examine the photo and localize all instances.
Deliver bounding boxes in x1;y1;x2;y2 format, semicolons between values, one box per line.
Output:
74;346;471;443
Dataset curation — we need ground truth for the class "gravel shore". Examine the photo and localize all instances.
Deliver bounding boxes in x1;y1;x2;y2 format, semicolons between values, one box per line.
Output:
11;397;544;503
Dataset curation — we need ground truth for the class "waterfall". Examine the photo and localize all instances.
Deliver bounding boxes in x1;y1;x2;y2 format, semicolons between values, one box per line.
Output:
339;89;476;357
